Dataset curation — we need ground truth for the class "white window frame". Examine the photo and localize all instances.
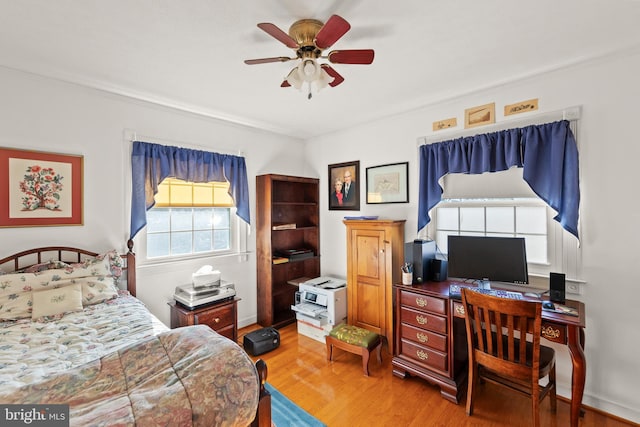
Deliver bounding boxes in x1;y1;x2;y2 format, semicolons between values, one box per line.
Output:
429;198;582;282
136;208;248;266
135;176;249;265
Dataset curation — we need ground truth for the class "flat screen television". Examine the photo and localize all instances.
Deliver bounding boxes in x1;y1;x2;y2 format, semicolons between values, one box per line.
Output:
447;235;529;285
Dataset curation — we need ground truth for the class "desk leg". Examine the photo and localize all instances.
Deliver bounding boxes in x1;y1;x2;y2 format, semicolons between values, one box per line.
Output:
567;325;586;427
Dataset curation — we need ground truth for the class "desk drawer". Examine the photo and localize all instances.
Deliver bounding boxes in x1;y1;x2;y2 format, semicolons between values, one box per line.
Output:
195;305;234;330
401;323;447;352
401;339;448;372
452;301;466;318
451;301;567;344
541;320;566;344
401;307;447;334
400;291;446;315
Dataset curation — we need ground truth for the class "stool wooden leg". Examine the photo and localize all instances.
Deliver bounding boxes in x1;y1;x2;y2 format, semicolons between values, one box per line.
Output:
375;339;383;364
361;346;371;376
326;338;333;361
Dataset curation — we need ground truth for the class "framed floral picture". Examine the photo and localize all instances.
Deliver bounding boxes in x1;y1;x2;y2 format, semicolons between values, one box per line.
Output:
0;147;83;227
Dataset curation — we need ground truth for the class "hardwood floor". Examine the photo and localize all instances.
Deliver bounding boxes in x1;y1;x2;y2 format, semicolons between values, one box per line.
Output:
239;323;634;427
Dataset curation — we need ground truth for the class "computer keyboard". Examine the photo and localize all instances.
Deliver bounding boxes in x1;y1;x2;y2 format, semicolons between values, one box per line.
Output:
449;284;523;300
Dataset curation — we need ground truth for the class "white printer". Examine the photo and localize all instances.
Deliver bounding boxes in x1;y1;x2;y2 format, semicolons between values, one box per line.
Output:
291;277;347;342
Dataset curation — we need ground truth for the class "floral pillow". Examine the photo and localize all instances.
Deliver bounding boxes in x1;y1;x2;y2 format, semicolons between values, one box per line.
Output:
51;277;118;306
0;271;39;320
0;250;122;320
66;250;124;282
19;260;70;273
31;283;83;320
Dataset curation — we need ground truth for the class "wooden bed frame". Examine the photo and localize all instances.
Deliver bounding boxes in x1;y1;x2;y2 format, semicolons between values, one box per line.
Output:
0;240;271;427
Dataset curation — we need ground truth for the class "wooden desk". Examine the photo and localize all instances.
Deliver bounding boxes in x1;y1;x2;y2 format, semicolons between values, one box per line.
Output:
392;281;586;427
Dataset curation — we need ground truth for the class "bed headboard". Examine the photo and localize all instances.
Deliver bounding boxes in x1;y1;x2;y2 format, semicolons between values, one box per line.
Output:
0;240;137;297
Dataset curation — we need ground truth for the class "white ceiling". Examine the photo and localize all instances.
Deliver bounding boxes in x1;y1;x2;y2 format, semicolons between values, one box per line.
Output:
2;0;640;139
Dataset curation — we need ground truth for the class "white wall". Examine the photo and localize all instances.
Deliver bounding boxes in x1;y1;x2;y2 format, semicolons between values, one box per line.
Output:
306;49;640;422
0;66;309;330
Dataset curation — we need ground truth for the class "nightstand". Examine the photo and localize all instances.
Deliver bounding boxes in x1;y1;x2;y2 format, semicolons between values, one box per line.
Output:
169;298;239;342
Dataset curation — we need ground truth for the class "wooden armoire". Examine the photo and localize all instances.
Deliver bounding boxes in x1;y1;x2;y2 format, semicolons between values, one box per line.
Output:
343;219;405;347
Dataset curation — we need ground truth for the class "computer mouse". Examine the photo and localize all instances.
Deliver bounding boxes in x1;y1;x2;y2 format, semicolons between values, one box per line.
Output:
542;301;555;310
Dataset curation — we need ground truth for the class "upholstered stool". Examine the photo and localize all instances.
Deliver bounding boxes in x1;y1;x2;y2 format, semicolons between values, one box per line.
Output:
325;323;382;376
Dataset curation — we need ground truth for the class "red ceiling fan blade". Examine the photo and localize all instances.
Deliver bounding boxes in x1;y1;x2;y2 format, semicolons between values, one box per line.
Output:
328;49;375;64
321;64;345;87
244;56;294;65
315;15;351;49
257;23;299;49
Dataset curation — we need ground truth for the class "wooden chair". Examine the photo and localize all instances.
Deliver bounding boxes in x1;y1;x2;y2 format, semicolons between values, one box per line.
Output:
461;288;557;427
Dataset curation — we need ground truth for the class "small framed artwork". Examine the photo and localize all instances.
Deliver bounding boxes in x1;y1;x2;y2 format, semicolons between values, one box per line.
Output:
0;147;83;227
366;162;409;204
464;102;496;129
328;160;360;210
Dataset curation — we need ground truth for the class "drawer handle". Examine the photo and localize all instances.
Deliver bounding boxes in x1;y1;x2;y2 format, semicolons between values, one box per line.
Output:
416;350;429;361
542;326;560;339
455;305;465;316
416;315;428;325
416;332;429;343
214;317;221;323
416;297;428;307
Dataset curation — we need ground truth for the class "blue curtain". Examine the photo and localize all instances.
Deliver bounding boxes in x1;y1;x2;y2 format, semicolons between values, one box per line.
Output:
418;120;580;239
130;141;250;239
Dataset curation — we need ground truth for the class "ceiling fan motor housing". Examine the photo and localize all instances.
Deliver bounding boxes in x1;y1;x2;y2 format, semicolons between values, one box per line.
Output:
289;19;323;59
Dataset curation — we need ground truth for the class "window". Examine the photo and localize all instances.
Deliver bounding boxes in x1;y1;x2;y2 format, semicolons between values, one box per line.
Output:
431;198;580;279
433;198;547;262
145;178;242;260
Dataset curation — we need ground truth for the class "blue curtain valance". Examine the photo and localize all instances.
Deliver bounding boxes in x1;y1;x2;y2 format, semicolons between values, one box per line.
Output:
130;141;250;239
418;120;579;239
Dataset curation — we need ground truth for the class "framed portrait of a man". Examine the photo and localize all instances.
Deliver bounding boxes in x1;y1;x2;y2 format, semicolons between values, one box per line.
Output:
328;160;359;211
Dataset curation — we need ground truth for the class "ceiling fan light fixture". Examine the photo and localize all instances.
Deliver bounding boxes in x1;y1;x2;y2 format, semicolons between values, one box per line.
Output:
285;67;304;90
299;59;320;82
286;58;332;96
313;67;333;91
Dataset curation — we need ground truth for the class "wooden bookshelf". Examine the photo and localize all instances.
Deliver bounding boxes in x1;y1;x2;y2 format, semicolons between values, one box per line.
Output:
256;174;320;328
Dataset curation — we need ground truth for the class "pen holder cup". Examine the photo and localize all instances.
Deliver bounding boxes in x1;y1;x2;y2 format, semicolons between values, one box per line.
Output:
402;272;413;285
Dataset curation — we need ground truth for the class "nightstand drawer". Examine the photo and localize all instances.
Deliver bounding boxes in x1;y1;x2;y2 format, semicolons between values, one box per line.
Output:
401;306;447;334
400;290;446;315
401;323;447;352
195;305;235;330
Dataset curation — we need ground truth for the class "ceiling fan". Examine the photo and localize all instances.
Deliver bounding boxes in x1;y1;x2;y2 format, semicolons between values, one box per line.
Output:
244;14;374;99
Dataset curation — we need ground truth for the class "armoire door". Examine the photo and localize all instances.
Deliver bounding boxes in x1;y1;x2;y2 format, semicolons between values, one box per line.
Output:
348;228;386;336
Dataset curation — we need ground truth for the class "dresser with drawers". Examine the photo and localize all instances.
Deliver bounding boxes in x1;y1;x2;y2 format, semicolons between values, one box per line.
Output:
392;283;468;403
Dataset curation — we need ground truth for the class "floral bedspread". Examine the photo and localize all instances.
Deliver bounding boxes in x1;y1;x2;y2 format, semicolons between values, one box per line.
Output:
0;291;168;391
0;325;260;426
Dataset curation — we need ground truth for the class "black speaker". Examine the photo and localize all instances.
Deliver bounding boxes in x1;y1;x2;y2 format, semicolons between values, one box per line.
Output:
404;239;436;283
549;272;566;304
430;258;448;282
